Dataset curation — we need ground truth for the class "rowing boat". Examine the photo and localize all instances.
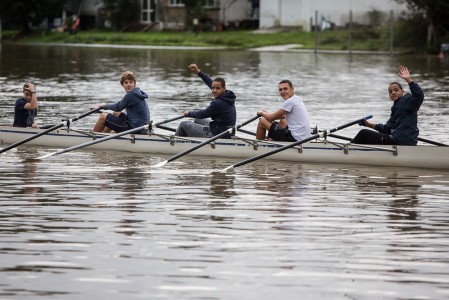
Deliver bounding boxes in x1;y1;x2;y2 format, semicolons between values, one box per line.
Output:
1;125;448;169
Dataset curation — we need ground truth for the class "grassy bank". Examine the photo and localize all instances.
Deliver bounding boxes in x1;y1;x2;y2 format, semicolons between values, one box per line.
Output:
2;28;405;51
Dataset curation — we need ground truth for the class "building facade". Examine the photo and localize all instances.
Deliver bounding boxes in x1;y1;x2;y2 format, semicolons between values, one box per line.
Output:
259;0;407;31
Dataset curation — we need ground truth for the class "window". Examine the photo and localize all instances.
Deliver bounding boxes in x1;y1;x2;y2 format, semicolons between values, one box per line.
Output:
204;0;218;8
141;0;155;23
169;0;184;6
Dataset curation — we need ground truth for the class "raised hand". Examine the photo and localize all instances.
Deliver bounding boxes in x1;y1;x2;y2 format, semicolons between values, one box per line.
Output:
398;65;412;83
188;64;200;74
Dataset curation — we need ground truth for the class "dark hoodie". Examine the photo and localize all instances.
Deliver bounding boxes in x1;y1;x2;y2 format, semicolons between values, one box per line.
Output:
187;71;237;136
105;87;150;130
375;81;424;145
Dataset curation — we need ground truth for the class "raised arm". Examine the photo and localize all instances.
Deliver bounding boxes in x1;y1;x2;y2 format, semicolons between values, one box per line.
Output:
23;82;38;110
189;63;213;89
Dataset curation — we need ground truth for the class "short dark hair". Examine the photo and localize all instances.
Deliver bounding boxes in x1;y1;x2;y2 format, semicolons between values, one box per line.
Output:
388;82;403;90
213;77;226;88
279;79;293;88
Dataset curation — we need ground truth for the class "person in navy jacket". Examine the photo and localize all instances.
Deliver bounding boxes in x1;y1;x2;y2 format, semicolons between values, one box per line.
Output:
92;71;150;134
14;82;39;128
352;65;424;145
175;64;236;139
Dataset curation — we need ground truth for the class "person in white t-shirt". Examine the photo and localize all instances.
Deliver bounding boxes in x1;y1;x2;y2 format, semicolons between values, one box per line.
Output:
256;79;310;142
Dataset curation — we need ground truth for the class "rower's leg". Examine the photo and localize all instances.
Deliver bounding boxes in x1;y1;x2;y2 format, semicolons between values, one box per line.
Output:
93;112;108;132
256;117;272;140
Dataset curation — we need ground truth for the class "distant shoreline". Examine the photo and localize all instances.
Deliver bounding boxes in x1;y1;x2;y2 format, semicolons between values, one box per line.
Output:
14;42;408;55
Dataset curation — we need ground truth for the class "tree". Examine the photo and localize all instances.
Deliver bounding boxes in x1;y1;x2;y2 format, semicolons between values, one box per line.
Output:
101;0;140;31
183;0;205;30
0;0;66;36
395;0;449;50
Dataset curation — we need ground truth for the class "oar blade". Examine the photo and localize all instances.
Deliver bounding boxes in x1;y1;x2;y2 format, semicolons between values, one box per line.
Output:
152;160;168;168
35;153;56;160
220;165;234;172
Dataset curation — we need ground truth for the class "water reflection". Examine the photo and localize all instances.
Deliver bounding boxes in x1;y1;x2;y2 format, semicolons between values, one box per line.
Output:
354;170;421;224
209;171;237;199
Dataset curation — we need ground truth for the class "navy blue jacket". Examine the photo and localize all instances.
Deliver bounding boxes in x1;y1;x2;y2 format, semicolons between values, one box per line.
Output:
105;87;150;130
188;71;237;136
375;82;424;145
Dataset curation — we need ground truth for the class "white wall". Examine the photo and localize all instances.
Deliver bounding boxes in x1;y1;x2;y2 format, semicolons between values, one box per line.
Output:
260;0;407;31
220;0;253;26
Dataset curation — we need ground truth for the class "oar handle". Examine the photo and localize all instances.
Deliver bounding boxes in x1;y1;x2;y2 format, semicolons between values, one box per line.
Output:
236;115;260;128
70;107;102;122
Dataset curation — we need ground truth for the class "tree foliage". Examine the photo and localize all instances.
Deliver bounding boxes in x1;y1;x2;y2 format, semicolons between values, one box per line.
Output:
0;0;66;35
101;0;140;31
395;0;449;50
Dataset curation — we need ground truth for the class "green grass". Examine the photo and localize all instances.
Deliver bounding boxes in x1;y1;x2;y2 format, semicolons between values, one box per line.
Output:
2;28;404;51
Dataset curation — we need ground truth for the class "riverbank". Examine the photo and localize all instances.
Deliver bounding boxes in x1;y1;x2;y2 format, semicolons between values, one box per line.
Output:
1;28;409;53
18;41;405;55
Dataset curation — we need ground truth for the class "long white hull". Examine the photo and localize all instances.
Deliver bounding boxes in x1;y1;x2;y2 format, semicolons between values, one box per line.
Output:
1;126;449;169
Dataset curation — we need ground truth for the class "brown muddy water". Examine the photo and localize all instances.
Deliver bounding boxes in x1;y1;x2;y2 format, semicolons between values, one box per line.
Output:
1;43;449;299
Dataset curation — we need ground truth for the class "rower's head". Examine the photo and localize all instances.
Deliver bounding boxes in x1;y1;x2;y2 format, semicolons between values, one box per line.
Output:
212;77;226;98
388;82;404;101
120;71;136;92
278;80;294;100
22;82;36;102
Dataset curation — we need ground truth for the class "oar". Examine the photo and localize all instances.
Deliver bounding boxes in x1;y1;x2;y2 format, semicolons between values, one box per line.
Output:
155;125;176;132
34;123;151;160
150;115;185;132
237;128;256;136
328;133;352;141
154;115;185;127
221;115;373;172
0;107;102;154
152;115;260;168
418;137;448;147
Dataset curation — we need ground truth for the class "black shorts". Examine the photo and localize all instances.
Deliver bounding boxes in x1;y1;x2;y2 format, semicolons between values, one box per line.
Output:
267;122;296;142
105;113;130;133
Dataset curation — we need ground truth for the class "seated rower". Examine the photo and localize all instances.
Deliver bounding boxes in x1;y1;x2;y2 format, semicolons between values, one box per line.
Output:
14;82;39;128
352;65;424;145
175;64;237;139
92;71;150;134
256;79;310;142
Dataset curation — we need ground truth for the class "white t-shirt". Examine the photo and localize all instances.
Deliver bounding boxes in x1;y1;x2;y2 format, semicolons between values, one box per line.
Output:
281;94;311;141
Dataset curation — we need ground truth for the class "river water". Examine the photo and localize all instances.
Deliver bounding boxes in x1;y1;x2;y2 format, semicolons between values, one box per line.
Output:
1;43;449;299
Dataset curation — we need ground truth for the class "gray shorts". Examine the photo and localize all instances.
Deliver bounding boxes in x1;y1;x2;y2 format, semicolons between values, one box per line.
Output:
175;118;213;138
